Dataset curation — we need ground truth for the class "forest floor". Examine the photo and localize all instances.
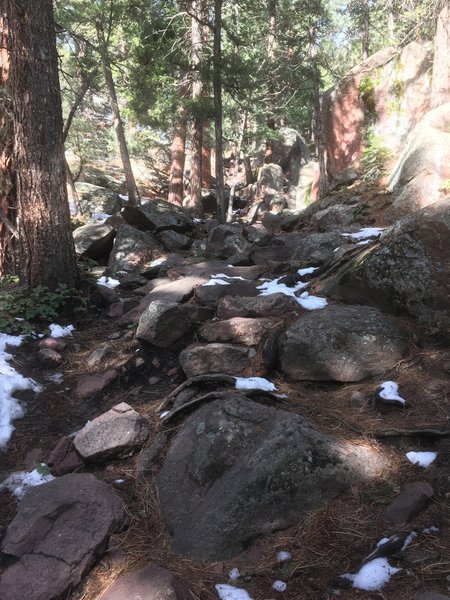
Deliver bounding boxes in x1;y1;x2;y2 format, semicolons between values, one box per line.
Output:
1;181;450;600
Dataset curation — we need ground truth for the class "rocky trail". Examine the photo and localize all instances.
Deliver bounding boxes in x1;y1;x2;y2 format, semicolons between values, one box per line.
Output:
1;168;450;600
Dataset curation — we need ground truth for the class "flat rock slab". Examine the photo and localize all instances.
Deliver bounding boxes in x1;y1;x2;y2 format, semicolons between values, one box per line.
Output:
74;402;149;461
199;317;275;346
157;396;389;560
250;245;293;264
168;261;264;281
179;343;256;377
384;481;434;525
0;473;125;600
122;199;193;233
194;280;258;306
217;293;300;319
278;305;408;382
76;369;118;398
99;564;193;600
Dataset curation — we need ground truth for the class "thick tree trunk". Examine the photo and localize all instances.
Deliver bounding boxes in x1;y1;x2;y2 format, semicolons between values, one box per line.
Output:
202;144;212;188
0;5;16;276
96;22;140;206
431;2;450;109
7;0;79;289
168;98;188;206
227;110;248;222
213;0;225;223
186;0;205;218
264;0;277;163
361;0;370;60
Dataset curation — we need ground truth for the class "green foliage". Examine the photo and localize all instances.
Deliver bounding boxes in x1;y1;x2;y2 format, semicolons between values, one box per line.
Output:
360;132;393;181
359;76;376;117
440;179;450;194
0;279;81;335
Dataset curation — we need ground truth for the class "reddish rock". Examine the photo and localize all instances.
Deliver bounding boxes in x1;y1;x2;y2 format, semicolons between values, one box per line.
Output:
38;337;66;352
384;481;434;525
51;450;84;476
179;343;256;377
194;280;258;306
199;317;275;346
76;369;118;399
22;448;43;471
37;348;63;368
217;293;299;320
99;564;193;600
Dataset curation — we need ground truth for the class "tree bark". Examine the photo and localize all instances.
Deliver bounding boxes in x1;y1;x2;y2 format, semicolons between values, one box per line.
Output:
186;0;205;218
431;2;450;109
168;96;188;206
7;0;79;289
213;0;225;223
96;21;140;206
202;144;212;188
361;0;370;60
228;109;248;222
264;0;277;163
0;4;16;276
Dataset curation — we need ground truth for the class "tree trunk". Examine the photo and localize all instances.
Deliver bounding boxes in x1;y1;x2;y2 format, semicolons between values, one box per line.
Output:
431;2;450;109
65;158;81;217
186;0;205;218
228;110;248;222
96;22;140;206
264;0;277;163
7;0;79;289
361;0;370;60
213;0;226;223
202;144;212;188
0;4;16;276
168;95;188;206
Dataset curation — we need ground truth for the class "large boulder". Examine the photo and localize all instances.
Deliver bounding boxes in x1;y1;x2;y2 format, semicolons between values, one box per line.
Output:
121;199;193;233
321;199;450;325
278;305;408;382
291;231;344;265
108;224;163;273
137;301;194;347
387;103;450;219
217;293;300;320
0;473;125;600
75;182;122;215
74;402;149;461
199;317;275;346
256;163;283;195
179;343;256;377
157;396;389;560
73;223;116;260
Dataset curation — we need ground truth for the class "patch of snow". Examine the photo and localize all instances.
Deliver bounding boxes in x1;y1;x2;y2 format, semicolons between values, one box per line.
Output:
406;451;437;468
160;411;169;419
275;393;288;399
46;373;64;384
235;377;277;392
401;532;417;551
150;258;167;267
343;557;401;591
0;468;54;499
48;324;75;338
379;381;406;405
298;292;328;310
119;194;129;201
341;227;384;240
334;247;340;252
212;273;247;281
229;568;240;580
272;580;287;592
97;276;120;289
91;212;110;222
193;218;203;223
215;584;253;600
277;551;292;562
297;266;318;277
356;239;371;245
114;479;125;484
202;278;231;286
0;334;42;449
257;277;308;298
422;526;439;534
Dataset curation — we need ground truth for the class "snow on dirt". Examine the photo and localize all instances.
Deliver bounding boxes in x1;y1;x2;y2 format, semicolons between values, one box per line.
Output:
0;467;54;499
379;381;406;405
272;580;287;592
215;584;253;600
48;324;75;338
343;557;401;591
0;334;42;449
235;377;277;392
406;451;437;467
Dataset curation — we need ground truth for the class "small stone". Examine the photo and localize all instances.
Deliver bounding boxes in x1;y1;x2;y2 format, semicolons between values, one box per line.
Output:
76;370;118;399
87;343;114;370
105;302;124;319
152;358;161;368
37;349;63;368
148;376;160;385
384;481;434;525
167;367;179;377
349;391;365;408
135;357;145;368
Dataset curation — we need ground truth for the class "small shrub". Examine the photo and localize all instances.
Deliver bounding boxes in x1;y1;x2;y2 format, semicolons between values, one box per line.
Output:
439;179;450;194
360;133;392;181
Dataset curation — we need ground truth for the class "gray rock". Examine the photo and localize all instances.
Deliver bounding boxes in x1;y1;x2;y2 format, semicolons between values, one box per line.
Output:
168;261;264;281
157;230;192;252
136;301;194;347
291;231;344;265
322;198;450;324
76;370;118;399
109;224;163;273
217;292;300;320
87;342;114;370
99;564;193;600
0;473;125;600
179;344;256;377
121;198;193;233
313;204;356;231
157;396;389;560
256;163;283;194
75;182;122;215
249;245;293;264
199;317;275;346
384;481;434;525
329;167;358;191
415;591;450;600
205;227;252;259
194;280;258;306
74;402;149;461
73;223;116;259
37;349;62;368
278;305;408;382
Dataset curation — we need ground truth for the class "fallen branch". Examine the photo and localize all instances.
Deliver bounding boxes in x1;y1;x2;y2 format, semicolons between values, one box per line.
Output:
158;373;236;411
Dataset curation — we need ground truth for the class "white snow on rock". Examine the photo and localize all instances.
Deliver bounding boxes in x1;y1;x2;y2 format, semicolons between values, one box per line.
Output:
235;377;277;392
422;526;439;534
202;278;231;286
342;227;385;240
257;277;307;298
150;257;167;267
298;292;328;310
46;373;64;384
297;266;318;276
215;584;253;600
406;451;437;467
0;334;42;449
229;568;240;580
343;557;401;591
119;194;129;202
0;468;54;499
379;381;406;405
48;324;75;338
401;531;417;550
212;273;247;281
97;276;120;289
160;411;170;419
272;580;287;592
277;550;292;562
